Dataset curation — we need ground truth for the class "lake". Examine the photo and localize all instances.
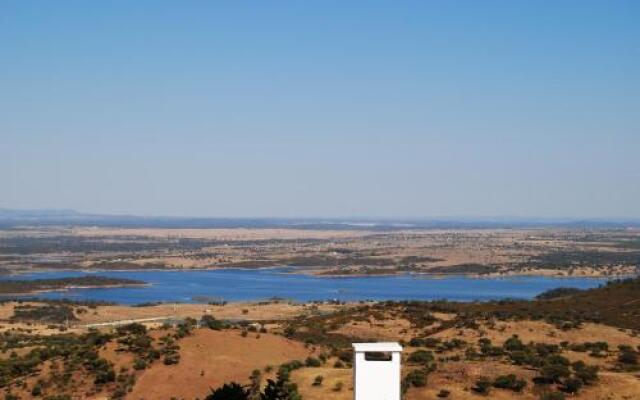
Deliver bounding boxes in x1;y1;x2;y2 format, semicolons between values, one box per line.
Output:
0;268;614;305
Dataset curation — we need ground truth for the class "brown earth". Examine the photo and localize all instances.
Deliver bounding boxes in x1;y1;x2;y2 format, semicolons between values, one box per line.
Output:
76;301;342;325
292;363;352;400
126;329;313;400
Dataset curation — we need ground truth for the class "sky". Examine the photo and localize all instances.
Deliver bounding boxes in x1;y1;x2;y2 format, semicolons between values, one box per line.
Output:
1;1;638;219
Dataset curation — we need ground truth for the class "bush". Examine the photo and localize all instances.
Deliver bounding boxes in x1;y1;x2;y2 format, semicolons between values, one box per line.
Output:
404;369;427;388
408;350;434;365
536;355;571;384
133;358;147;370
305;357;322;367
538;363;570;384
472;376;492;394
409;337;441;348
312;375;323;386
493;374;526;392
332;381;343;392
572;361;598;384
337;349;353;363
504;335;525;352
540;392;565;400
283;326;296;338
437;389;451;398
163;353;180;365
261;376;302;400
31;384;42;396
201;315;225;330
116;323;147;336
277;360;304;381
479;338;505;357
618;350;638;365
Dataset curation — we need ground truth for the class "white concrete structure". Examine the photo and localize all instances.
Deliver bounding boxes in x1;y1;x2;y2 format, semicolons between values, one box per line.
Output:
352;342;403;400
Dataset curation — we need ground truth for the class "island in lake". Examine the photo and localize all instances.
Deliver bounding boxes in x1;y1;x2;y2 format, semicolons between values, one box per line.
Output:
0;276;147;295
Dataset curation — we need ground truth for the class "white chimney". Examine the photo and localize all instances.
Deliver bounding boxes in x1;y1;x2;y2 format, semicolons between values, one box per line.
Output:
352;342;403;400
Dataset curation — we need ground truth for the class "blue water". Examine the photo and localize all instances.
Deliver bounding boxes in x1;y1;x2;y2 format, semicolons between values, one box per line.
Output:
0;268;613;305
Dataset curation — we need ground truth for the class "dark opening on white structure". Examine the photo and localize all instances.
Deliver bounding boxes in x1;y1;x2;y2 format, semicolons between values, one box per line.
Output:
364;351;393;361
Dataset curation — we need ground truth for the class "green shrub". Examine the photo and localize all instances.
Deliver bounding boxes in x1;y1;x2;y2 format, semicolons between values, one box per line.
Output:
163;353;180;365
404;369;427;388
409;337;441;348
116;323;147;336
618;350;638;365
31;383;42;396
472;376;492;394
572;361;598;384
312;375;323;386
538;363;570;384
133;358;147;370
504;335;525;352
408;350;434;365
261;376;302;400
493;374;526;392
305;357;321;367
540;392;565;400
201;315;225;330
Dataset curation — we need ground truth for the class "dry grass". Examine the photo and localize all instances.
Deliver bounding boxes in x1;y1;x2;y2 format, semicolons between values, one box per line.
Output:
126;329;313;400
433;320;640;349
332;317;415;341
71;227;371;240
74;301;340;325
291;364;352;400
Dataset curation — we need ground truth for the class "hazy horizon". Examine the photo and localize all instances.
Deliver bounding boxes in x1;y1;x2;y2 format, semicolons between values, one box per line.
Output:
2;207;640;224
2;1;638;218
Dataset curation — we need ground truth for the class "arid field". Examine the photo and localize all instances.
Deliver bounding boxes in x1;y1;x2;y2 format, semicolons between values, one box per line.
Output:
1;276;640;400
2;226;639;278
1;226;639;399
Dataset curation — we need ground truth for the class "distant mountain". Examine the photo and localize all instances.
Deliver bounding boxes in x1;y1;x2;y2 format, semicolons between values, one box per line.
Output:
0;208;638;230
0;208;82;218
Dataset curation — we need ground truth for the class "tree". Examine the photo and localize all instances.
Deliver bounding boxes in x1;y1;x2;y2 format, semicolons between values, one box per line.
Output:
504;335;525;352
201;315;225;330
206;382;249;400
538;363;570;384
561;378;583;394
248;369;262;400
261;377;301;400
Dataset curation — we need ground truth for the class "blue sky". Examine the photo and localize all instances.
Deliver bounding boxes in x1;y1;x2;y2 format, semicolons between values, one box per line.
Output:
1;1;638;218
